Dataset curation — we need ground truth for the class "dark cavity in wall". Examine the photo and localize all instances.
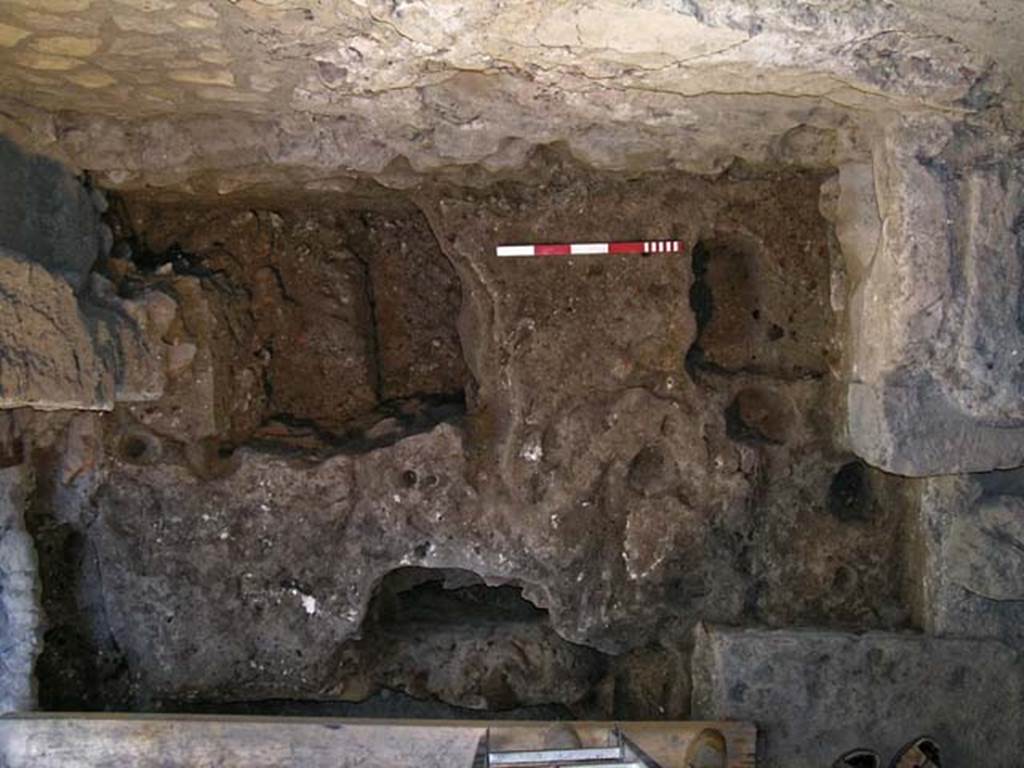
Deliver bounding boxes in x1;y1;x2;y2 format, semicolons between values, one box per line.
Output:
828;460;874;523
328;567;609;714
686;240;714;373
26;448;132;711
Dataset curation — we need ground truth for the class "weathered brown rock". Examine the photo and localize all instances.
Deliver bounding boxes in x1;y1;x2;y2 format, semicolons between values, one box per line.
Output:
0;252;110;410
339;210;467;402
0;243;173;413
113;203;468;445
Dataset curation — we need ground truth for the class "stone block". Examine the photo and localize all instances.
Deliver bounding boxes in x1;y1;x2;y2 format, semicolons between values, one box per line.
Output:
916;473;1024;651
691;624;1023;768
125;276;226;443
839;118;1024;475
0;135;103;288
847;374;1024;475
0;464;41;713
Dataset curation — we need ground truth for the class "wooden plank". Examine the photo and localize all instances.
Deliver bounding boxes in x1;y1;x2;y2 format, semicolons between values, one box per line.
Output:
0;714;756;768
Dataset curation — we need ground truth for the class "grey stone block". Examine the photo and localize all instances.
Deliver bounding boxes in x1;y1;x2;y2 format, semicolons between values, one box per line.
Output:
848;374;1024;476
691;624;1024;768
0;135;102;289
0;251;111;411
840;118;1024;475
917;474;1024;651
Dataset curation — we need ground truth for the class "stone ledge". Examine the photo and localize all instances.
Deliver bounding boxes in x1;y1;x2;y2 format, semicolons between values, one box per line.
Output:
691;624;1024;768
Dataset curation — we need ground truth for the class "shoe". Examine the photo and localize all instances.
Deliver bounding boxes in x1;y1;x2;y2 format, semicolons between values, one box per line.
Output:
833;749;881;768
888;736;940;768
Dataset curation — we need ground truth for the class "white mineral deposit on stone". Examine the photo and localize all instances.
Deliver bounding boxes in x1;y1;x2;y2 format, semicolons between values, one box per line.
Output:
520;436;543;462
301;594;317;616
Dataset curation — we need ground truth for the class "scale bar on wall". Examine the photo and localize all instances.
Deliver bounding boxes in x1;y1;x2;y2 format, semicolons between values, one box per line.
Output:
496;240;683;257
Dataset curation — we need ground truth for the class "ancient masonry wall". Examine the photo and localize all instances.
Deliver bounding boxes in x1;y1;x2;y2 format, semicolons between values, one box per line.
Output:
1;117;1024;765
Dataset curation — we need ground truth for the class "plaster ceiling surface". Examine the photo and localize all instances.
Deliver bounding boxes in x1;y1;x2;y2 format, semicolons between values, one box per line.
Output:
0;0;1019;192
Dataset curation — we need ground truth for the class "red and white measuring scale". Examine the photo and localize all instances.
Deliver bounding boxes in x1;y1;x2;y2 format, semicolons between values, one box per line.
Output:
496;240;684;257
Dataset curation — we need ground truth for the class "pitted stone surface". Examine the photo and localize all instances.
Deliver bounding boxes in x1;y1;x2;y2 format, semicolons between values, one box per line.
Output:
2;0;1024;744
38;164;918;712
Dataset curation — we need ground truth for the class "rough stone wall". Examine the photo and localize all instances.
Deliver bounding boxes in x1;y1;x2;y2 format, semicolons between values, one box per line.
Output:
104;200;467;445
0;139;175;413
17;163;920;717
0;137;180;716
1;2;1024;764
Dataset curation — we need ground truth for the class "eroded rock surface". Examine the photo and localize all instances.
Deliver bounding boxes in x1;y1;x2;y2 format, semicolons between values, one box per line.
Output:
0;464;40;714
0;139;175;414
16;163;918;716
109;203;466;444
1;6;1023;758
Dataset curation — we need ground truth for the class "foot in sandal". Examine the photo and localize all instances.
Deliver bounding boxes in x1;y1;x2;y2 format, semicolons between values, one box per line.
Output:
832;748;881;768
888;737;941;768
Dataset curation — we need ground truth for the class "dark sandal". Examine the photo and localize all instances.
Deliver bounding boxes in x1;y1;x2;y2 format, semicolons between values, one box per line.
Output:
833;748;881;768
888;736;941;768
